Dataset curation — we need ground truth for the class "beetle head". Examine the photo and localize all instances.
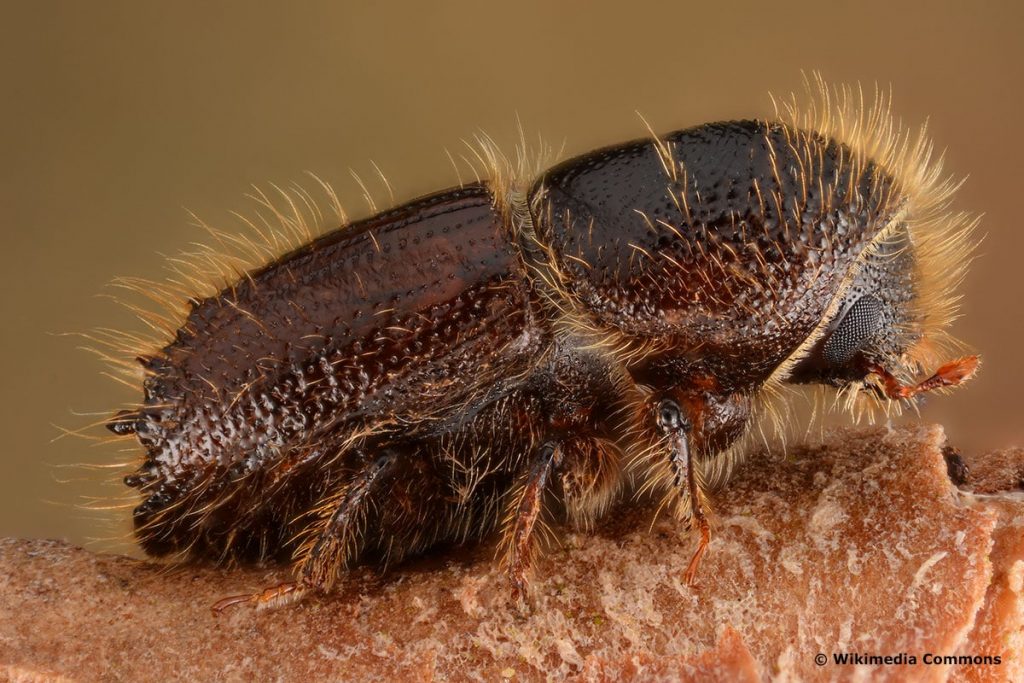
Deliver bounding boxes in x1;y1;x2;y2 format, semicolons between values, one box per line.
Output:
787;220;978;404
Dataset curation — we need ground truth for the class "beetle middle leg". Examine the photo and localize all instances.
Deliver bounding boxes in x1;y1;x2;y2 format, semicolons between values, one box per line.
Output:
506;440;561;603
504;436;622;604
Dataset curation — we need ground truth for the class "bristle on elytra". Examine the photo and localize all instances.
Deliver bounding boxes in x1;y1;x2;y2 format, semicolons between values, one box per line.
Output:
62;173;378;557
78;171;376;420
88;124;562;400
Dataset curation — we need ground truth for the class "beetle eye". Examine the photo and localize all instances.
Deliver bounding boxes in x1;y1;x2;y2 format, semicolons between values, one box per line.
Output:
822;295;884;366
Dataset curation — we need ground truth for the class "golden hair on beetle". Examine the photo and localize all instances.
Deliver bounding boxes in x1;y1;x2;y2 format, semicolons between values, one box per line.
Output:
75;75;978;609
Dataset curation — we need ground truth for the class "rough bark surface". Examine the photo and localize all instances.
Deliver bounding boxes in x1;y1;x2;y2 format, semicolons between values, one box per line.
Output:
1;425;1021;682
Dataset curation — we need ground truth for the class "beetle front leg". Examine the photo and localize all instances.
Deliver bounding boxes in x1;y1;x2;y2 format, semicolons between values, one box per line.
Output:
655;398;711;586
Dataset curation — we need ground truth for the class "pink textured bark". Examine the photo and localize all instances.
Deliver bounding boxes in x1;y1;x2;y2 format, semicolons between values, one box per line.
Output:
0;426;1020;682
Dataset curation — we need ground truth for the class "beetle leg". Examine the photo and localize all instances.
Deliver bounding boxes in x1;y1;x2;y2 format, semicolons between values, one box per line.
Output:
505;440;561;604
296;450;399;592
655;398;711;586
211;581;304;613
210;449;400;612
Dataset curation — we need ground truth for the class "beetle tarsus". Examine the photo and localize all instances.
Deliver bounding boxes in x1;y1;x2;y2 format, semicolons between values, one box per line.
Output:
683;515;711;587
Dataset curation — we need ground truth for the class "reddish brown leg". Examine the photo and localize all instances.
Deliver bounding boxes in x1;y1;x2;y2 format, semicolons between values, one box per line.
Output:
506;441;561;604
296;451;397;591
211;450;397;613
682;446;711;586
656;398;710;586
212;582;303;614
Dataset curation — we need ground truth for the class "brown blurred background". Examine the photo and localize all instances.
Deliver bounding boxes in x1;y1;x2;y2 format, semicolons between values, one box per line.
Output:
2;1;1021;553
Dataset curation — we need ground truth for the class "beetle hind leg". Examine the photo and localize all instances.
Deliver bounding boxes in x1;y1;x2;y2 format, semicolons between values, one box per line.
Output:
211;447;402;612
294;450;400;593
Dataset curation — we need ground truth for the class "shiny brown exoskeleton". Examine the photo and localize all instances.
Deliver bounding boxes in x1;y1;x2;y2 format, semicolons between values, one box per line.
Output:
107;90;979;609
